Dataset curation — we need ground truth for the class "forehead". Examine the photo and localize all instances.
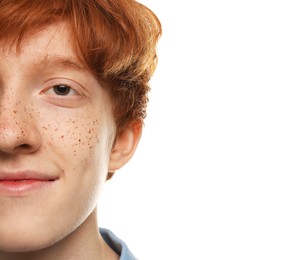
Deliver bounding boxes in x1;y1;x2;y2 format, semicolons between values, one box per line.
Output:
0;22;83;69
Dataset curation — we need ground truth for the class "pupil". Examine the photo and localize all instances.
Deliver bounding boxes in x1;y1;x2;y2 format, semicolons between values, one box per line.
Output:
54;85;70;95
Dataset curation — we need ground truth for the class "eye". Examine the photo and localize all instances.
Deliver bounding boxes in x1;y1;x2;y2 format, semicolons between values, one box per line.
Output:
45;84;78;96
53;85;72;95
40;79;85;108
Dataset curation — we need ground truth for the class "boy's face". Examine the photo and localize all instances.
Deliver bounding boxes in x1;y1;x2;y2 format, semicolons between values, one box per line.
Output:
0;23;116;251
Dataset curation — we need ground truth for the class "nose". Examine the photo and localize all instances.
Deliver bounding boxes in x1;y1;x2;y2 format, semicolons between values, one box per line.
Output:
0;100;41;155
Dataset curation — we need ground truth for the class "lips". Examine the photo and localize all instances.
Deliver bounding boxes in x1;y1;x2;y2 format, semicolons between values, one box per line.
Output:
0;171;59;196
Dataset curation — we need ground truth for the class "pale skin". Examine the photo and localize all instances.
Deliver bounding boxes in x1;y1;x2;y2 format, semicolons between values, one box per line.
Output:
0;22;141;260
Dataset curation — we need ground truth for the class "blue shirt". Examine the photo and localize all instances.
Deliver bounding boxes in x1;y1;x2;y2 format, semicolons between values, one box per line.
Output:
100;228;137;260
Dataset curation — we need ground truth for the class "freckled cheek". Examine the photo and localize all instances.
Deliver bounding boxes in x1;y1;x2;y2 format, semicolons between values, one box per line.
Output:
39;117;101;156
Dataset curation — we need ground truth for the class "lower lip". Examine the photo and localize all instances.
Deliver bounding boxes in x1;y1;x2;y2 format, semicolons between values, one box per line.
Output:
0;180;55;196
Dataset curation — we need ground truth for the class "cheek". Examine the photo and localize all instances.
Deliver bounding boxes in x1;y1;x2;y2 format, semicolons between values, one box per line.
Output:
39;113;110;211
59;118;100;158
44;117;102;156
42;110;113;176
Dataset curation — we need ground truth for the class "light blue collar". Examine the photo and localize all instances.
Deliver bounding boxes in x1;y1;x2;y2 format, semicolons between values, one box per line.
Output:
100;228;137;260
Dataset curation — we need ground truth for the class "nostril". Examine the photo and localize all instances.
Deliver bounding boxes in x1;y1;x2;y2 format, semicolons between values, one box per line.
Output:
19;144;31;149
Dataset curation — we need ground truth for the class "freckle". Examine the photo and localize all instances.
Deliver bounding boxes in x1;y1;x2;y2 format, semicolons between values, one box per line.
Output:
61;135;64;138
55;128;58;131
79;139;81;142
13;110;17;114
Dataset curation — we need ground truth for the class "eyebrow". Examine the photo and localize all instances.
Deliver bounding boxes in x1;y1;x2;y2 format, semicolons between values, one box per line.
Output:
39;55;88;72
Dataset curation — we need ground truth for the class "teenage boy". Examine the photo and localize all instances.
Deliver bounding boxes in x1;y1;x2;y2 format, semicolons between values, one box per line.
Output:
0;0;161;259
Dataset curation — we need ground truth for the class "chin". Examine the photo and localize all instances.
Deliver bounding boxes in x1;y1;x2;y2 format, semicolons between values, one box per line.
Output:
0;223;66;253
0;233;57;253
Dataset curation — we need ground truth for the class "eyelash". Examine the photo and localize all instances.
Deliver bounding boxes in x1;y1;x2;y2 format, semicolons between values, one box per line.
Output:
44;84;79;97
40;79;85;108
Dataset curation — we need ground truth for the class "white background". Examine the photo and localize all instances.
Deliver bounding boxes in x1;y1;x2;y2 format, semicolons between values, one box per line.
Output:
99;1;291;259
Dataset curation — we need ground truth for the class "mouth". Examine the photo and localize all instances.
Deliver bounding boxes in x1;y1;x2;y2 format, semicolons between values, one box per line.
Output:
0;172;59;196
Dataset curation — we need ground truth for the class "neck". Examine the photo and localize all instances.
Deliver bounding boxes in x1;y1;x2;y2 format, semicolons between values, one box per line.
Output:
0;210;119;260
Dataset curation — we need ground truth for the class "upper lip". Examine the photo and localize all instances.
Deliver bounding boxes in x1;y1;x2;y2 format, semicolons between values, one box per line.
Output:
0;171;59;181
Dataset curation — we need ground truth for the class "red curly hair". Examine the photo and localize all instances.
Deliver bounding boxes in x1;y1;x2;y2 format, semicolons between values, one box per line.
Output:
0;0;161;132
